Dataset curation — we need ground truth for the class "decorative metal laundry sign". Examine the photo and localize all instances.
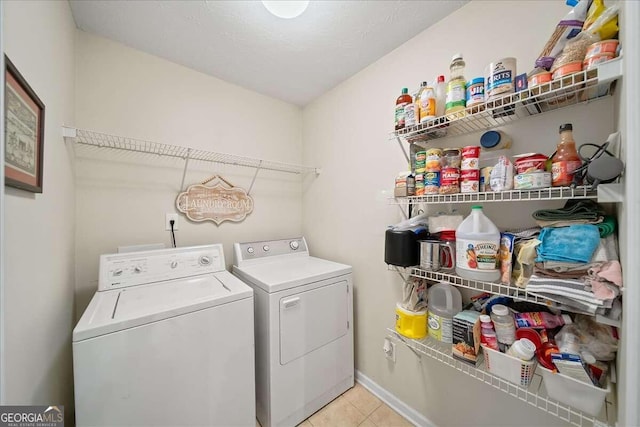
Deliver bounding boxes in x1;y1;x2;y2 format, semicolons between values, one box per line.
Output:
176;175;253;225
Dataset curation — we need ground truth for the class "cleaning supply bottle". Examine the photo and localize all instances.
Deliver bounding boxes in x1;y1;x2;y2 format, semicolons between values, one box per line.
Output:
552;123;582;187
435;75;446;117
445;54;467;119
417;82;436;123
427;283;462;343
395;88;412;130
455;206;500;282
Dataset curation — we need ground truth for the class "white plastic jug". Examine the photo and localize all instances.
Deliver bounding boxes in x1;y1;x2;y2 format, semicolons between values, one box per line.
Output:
455;205;501;282
427;283;462;343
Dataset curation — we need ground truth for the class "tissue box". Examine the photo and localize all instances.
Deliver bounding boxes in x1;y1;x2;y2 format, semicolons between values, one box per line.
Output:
452;311;481;366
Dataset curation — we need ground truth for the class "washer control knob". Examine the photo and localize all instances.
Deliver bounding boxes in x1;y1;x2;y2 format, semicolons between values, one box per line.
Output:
199;256;211;265
134;266;142;273
247;247;254;254
263;245;270;252
113;268;123;276
290;241;299;250
170;261;178;269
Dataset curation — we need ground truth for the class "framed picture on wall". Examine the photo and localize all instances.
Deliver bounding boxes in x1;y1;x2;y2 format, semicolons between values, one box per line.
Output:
4;54;45;193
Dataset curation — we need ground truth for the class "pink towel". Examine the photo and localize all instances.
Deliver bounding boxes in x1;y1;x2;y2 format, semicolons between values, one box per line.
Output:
586;261;623;300
589;261;623;287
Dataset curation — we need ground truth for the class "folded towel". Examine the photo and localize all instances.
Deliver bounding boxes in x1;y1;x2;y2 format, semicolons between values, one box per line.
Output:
526;278;607;305
598;215;616;238
589;261;623;287
506;227;541;239
542;260;593;273
536;224;601;263
527;275;619;307
526;291;606;314
513;239;541;288
591;235;619;262
540;235;619;273
532;199;605;222
534;262;589;279
527;278;613;313
535;217;603;228
584;279;621;300
582;260;623;300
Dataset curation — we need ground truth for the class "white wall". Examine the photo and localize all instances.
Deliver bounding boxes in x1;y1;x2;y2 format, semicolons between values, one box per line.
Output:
302;1;616;425
3;0;76;421
74;32;306;316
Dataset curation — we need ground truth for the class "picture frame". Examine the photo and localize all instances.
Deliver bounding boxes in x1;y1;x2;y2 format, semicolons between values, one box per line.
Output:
4;54;45;193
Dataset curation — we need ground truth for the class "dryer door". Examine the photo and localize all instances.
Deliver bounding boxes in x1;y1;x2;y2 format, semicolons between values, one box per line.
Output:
279;279;349;365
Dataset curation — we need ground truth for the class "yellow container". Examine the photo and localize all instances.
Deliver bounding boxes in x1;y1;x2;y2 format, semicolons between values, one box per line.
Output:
395;304;427;339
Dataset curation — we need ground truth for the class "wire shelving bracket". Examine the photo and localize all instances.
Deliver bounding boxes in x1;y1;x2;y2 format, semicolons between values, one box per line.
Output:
386;329;616;427
62;127;321;178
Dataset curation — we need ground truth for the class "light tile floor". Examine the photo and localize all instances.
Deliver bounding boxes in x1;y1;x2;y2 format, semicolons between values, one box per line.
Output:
257;383;413;427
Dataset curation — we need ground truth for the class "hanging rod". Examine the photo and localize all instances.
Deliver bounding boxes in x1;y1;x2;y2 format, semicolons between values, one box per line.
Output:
62;127;321;175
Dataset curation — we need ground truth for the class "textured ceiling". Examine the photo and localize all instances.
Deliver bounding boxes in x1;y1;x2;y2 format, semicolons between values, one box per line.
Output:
69;1;468;106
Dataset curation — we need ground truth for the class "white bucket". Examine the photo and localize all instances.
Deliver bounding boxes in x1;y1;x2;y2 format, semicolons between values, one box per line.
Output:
485;57;517;101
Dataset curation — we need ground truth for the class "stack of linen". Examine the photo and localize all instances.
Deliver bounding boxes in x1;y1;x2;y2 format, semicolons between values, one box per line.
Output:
525;200;622;318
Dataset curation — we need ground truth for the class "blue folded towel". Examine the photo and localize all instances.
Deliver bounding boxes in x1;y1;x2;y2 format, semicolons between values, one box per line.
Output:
536;224;601;264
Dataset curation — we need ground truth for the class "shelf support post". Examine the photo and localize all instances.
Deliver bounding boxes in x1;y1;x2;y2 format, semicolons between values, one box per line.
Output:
248;160;263;195
392;266;409;284
396;203;408;221
180;149;192;191
396;136;410;164
389;332;423;360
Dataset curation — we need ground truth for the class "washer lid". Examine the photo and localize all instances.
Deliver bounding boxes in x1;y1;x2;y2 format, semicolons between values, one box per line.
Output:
73;271;252;342
232;256;351;293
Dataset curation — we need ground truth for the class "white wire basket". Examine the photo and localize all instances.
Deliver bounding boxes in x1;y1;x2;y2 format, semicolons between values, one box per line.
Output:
539;366;610;417
482;345;537;387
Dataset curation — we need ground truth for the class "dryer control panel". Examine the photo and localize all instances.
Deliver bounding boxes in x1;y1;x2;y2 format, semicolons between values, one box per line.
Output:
234;238;308;266
98;244;224;291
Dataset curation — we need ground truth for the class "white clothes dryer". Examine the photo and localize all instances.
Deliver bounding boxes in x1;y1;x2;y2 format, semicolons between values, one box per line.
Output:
73;244;255;427
233;237;354;427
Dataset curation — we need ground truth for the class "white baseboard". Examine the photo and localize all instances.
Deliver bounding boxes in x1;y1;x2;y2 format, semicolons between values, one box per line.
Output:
355;370;436;427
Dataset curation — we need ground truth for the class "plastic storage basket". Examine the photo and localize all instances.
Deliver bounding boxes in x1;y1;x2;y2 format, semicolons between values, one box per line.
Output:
482;345;537;387
539;366;610;416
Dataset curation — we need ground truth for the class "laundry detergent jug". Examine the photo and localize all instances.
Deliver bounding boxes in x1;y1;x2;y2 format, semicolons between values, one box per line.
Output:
455;206;501;282
427;283;462;343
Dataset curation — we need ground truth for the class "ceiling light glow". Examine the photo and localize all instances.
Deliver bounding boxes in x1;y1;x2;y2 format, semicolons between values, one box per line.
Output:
261;1;309;19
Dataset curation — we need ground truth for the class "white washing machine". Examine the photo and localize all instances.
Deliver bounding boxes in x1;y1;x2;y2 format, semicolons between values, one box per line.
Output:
233;237;354;427
73;244;255;427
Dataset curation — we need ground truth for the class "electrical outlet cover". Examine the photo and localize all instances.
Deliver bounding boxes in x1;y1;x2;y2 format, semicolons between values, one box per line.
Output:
165;213;179;231
384;338;396;362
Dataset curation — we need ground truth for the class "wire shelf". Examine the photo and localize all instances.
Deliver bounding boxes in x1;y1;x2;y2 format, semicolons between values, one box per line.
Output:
405;268;621;328
390;186;597;205
63;127;320;175
410;268;552;303
389;58;623;145
386;330;615;427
